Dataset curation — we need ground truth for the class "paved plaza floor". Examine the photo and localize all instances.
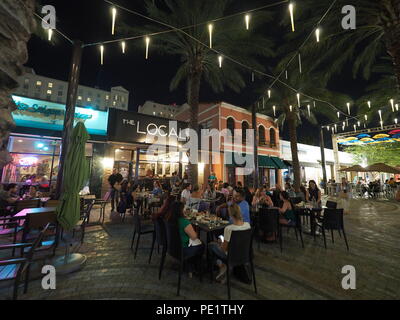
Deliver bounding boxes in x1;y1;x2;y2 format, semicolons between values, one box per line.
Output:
1;197;399;300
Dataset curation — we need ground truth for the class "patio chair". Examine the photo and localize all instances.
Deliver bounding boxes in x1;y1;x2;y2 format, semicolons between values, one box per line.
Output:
72;200;95;244
130;210;154;259
326;201;338;209
226;229;257;300
0;223;49;300
279;209;304;251
94;191;110;224
0;217;24;256
316;208;349;251
257;208;281;251
148;217;167;280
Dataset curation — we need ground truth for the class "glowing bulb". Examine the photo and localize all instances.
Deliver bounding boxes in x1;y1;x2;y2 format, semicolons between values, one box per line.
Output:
315;28;320;42
208;24;213;48
378;109;382;121
396;104;399;111
111;7;117;35
100;45;104;65
364;114;367;121
342;121;345;127
145;37;150;59
285;70;288;79
380;120;383;129
289;3;295;32
268;90;271;98
390;99;394;112
273;105;276;117
290;105;293;112
335;124;337;132
121;41;126;54
298;53;302;73
347;102;350;115
245;14;250;30
218;55;223;68
327;126;330;131
353;124;356;132
296;93;300;107
367;101;371;109
307;104;311;117
337;111;340;118
342;125;345;131
357;121;360;127
48;29;53;41
395;118;398;124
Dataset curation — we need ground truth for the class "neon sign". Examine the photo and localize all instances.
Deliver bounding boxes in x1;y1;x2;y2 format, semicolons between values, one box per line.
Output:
19;157;38;166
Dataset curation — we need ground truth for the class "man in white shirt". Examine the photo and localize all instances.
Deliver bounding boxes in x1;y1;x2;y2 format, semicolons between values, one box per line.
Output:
181;183;192;208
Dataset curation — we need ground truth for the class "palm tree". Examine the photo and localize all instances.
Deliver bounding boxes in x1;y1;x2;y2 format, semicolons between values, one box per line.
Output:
129;0;275;185
278;0;400;89
259;73;351;191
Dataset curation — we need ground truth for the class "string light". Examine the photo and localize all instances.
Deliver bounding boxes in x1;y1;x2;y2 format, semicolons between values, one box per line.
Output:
380;120;383;129
390;99;394;112
364;114;368;121
273;105;276;117
346;117;349;126
335;124;337;132
353;124;356;132
395;118;398;124
347;102;351;115
296;93;301;107
121;41;126;54
396;104;399;111
290;105;293;112
313;101;316;108
378;109;382;121
342;124;345;131
307;104;311;117
251;72;255;82
327;125;330;131
337;111;340;118
298;53;302;73
342;121;345;128
111;7;117;35
100;45;104;65
145;37;150;59
48;29;53;41
367;101;371;109
268;90;271;99
208;24;213;48
218;55;223;68
357;121;360;127
285;70;288;79
315;27;320;42
245;14;250;30
289;3;295;32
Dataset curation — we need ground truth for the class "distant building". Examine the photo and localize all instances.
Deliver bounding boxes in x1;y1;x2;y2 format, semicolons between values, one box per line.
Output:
138;101;189;119
13;68;129;111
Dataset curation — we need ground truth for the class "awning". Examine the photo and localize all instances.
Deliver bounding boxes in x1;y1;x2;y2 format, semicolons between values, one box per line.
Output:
271;157;288;169
258;155;277;168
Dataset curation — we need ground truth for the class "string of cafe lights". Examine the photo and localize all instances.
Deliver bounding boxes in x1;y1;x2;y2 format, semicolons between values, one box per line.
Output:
95;0;352;125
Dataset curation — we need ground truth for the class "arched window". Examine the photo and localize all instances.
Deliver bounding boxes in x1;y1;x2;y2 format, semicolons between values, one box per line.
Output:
258;126;266;146
270;128;276;147
227;117;235;142
242;121;249;144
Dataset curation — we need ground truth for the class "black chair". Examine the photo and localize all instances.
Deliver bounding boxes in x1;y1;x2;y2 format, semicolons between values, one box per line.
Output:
326;201;338;209
0;217;24;256
279;209;304;251
149;217;167;280
317;208;349;251
130;210;154;259
0;223;50;300
257;208;281;251
226;229;257;300
163;220;203;296
73;200;95;244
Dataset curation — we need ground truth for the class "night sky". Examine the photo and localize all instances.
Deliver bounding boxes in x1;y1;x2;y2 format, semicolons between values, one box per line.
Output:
27;0;368;147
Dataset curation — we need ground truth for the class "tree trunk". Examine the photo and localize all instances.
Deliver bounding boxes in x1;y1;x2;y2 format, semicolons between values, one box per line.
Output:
0;0;35;171
287;112;301;192
187;66;202;187
382;0;400;89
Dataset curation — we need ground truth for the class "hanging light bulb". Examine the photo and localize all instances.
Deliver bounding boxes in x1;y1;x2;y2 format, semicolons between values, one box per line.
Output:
347;102;351;115
367;101;371;109
390;99;394;112
121;41;126;54
208;24;213;48
145;37;150;59
296;93;301;107
268;90;271;99
298;53;302;73
335;124;337;132
285;70;288;79
395;118;398;124
273;105;276;117
100;45;104;65
289;3;295;32
307;104;311;117
346;117;349;127
327;125;330;131
245;14;250;30
357;121;361;127
380;120;383;129
332;126;335;134
364;123;366;128
313;101;316;108
364;114;368;121
290;105;293;112
48;29;53;41
342;124;345;131
315;27;320;42
218;55;223;68
111;7;117;35
396;104;399;111
353;124;357;132
337;111;340;118
378;109;382;121
262;97;265;109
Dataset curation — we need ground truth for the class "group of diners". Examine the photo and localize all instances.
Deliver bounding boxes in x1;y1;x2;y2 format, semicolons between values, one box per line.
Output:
132;178;325;283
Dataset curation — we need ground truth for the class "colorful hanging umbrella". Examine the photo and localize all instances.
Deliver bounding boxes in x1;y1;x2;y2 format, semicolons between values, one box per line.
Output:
392;134;400;139
388;129;400;135
344;137;358;141
357;133;371;138
373;134;390;139
360;138;374;142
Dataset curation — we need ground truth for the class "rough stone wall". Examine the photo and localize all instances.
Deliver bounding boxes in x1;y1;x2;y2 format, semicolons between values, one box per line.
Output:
0;0;35;169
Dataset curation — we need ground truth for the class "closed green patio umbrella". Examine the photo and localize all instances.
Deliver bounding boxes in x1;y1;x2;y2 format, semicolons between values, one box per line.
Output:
56;122;90;230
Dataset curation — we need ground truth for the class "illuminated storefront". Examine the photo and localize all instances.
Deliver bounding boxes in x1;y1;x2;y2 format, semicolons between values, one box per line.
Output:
1;96;108;196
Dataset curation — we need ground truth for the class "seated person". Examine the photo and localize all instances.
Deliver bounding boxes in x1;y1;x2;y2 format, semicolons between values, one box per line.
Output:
152;195;175;221
168;201;204;277
208;203;251;283
252;188;273;208
203;184;216;200
285;182;296;198
180;183;192;209
0;184;19;215
25;185;40;199
279;191;296;226
151;181;163;197
216;189;251;223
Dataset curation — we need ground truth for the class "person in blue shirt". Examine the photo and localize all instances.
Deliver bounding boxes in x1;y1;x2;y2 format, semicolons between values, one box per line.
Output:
232;189;250;224
152;181;163;196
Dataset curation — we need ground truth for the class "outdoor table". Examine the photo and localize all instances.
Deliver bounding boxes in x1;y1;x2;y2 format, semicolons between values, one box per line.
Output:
14;207;57;226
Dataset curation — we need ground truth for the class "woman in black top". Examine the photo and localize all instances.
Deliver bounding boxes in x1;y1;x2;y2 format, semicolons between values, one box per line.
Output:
307;180;321;207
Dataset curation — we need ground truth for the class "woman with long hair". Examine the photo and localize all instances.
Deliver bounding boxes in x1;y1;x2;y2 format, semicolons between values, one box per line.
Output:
279;191;296;226
306;180;321;207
